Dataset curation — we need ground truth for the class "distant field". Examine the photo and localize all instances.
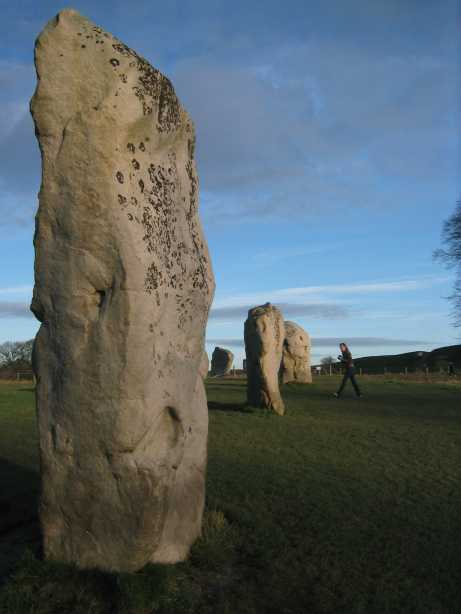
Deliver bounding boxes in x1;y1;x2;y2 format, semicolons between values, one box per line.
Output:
0;377;460;613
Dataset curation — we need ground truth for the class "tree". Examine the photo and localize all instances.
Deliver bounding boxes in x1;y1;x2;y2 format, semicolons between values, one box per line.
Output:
320;355;335;367
434;198;461;326
0;340;34;366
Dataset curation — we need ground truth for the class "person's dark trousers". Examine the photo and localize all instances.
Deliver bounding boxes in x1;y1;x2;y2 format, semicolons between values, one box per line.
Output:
337;367;361;397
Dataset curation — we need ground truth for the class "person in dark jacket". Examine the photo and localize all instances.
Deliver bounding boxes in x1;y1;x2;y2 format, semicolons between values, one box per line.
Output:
334;342;362;398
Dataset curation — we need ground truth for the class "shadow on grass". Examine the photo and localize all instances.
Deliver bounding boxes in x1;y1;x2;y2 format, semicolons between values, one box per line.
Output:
15;388;36;394
205;380;246;389
281;381;461;422
208;401;254;413
0;459;41;586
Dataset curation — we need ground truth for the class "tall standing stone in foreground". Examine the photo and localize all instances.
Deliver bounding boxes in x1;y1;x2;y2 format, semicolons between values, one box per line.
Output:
244;303;285;415
30;9;215;573
280;321;312;384
210;346;234;376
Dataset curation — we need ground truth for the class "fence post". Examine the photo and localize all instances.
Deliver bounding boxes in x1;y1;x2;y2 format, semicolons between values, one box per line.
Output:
359;367;362;376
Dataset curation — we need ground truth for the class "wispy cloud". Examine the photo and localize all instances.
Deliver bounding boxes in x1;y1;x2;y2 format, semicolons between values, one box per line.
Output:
0;301;31;318
252;243;344;266
311;337;430;348
210;302;349;322
212;276;447;310
265;277;447;298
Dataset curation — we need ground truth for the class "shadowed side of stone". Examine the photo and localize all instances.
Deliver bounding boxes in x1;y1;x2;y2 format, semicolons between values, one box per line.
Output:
244;303;285;415
281;321;312;384
30;9;214;572
199;350;209;378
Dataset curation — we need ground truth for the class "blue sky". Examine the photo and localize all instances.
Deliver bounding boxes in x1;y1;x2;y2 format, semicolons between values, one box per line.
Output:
0;0;459;366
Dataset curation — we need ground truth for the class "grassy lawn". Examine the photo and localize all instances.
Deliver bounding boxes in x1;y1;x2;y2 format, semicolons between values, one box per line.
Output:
0;377;460;613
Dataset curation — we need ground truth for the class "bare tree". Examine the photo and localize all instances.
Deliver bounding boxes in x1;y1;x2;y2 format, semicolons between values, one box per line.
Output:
434;198;461;326
320;355;335;367
0;340;33;366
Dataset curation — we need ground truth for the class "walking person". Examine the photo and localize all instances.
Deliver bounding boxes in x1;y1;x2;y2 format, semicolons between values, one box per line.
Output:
334;342;362;398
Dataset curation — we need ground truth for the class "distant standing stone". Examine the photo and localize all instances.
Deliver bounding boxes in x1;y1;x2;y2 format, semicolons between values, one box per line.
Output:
210;346;234;376
280;321;312;384
30;9;215;572
244;303;285;415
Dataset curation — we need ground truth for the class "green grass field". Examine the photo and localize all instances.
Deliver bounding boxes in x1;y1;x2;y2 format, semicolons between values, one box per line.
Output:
0;377;460;613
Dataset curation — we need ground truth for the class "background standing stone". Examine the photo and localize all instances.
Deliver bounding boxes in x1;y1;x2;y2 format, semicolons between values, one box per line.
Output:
30;9;214;572
210;346;234;376
244;303;285;415
281;321;312;384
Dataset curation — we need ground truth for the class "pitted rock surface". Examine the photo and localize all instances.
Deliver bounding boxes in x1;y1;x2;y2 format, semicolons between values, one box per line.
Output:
30;9;215;573
210;346;234;376
280;321;312;384
244;303;285;415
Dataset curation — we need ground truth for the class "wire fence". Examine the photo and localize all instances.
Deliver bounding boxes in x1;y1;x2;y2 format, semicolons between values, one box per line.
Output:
312;365;459;379
15;371;35;381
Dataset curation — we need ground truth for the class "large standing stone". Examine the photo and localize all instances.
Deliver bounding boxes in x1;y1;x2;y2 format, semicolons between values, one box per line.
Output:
30;9;215;573
280;321;312;384
210;346;234;376
244;303;285;415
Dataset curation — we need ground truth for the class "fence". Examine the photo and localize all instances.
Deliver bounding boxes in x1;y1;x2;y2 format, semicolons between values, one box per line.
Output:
312;365;458;377
15;371;35;382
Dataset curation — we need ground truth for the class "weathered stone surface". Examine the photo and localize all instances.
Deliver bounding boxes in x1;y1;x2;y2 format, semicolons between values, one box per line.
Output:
244;303;285;415
280;321;312;384
210;346;234;376
199;351;209;379
30;9;215;573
